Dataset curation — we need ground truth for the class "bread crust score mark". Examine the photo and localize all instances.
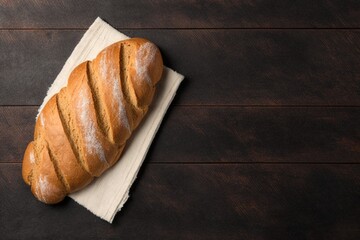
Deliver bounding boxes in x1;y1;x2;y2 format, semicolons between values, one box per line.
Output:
22;38;163;204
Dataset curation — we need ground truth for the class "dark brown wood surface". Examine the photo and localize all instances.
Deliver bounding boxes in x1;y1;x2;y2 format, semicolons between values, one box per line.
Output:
1;30;360;105
1;1;360;239
0;0;359;28
1;164;360;239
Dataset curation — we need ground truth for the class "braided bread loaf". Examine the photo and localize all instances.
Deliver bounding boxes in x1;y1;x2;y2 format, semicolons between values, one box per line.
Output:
22;38;163;204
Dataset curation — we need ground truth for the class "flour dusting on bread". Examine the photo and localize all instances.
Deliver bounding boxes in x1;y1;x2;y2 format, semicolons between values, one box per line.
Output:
35;175;50;202
78;88;107;163
135;42;157;85
29;151;35;164
100;51;131;132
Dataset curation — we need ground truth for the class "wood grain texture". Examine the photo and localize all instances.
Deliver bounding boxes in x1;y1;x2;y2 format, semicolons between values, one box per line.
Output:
1;30;360;105
1;106;359;164
0;0;359;28
1;0;359;237
0;107;34;163
0;30;79;105
151;106;360;163
1;163;359;240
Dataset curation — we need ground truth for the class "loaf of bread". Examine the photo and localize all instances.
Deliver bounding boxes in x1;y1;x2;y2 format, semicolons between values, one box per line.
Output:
22;38;163;204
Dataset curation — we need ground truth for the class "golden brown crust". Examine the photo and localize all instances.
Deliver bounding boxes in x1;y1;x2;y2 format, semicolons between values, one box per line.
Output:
22;38;163;204
57;62;115;177
31;138;67;204
91;43;134;144
41;96;93;192
22;141;35;186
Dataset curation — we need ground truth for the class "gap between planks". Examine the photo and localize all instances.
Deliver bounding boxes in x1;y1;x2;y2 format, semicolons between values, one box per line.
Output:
1;104;360;108
0;27;360;31
2;162;360;165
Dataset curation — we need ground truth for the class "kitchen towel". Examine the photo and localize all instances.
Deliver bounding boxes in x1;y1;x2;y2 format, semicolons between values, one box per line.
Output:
38;17;184;223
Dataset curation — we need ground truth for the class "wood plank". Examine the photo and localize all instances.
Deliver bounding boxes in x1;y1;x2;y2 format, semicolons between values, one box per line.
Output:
1;106;359;163
0;0;359;28
151;106;360;163
0;30;81;105
1;30;360;105
1;163;359;239
0;106;35;163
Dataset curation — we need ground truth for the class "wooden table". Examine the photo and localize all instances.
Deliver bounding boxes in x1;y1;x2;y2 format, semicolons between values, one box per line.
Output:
1;1;359;239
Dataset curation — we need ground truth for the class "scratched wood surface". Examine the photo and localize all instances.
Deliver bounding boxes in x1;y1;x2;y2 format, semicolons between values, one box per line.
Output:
0;1;359;239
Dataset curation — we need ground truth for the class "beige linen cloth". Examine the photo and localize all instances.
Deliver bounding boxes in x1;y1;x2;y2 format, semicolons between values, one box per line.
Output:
37;17;184;223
